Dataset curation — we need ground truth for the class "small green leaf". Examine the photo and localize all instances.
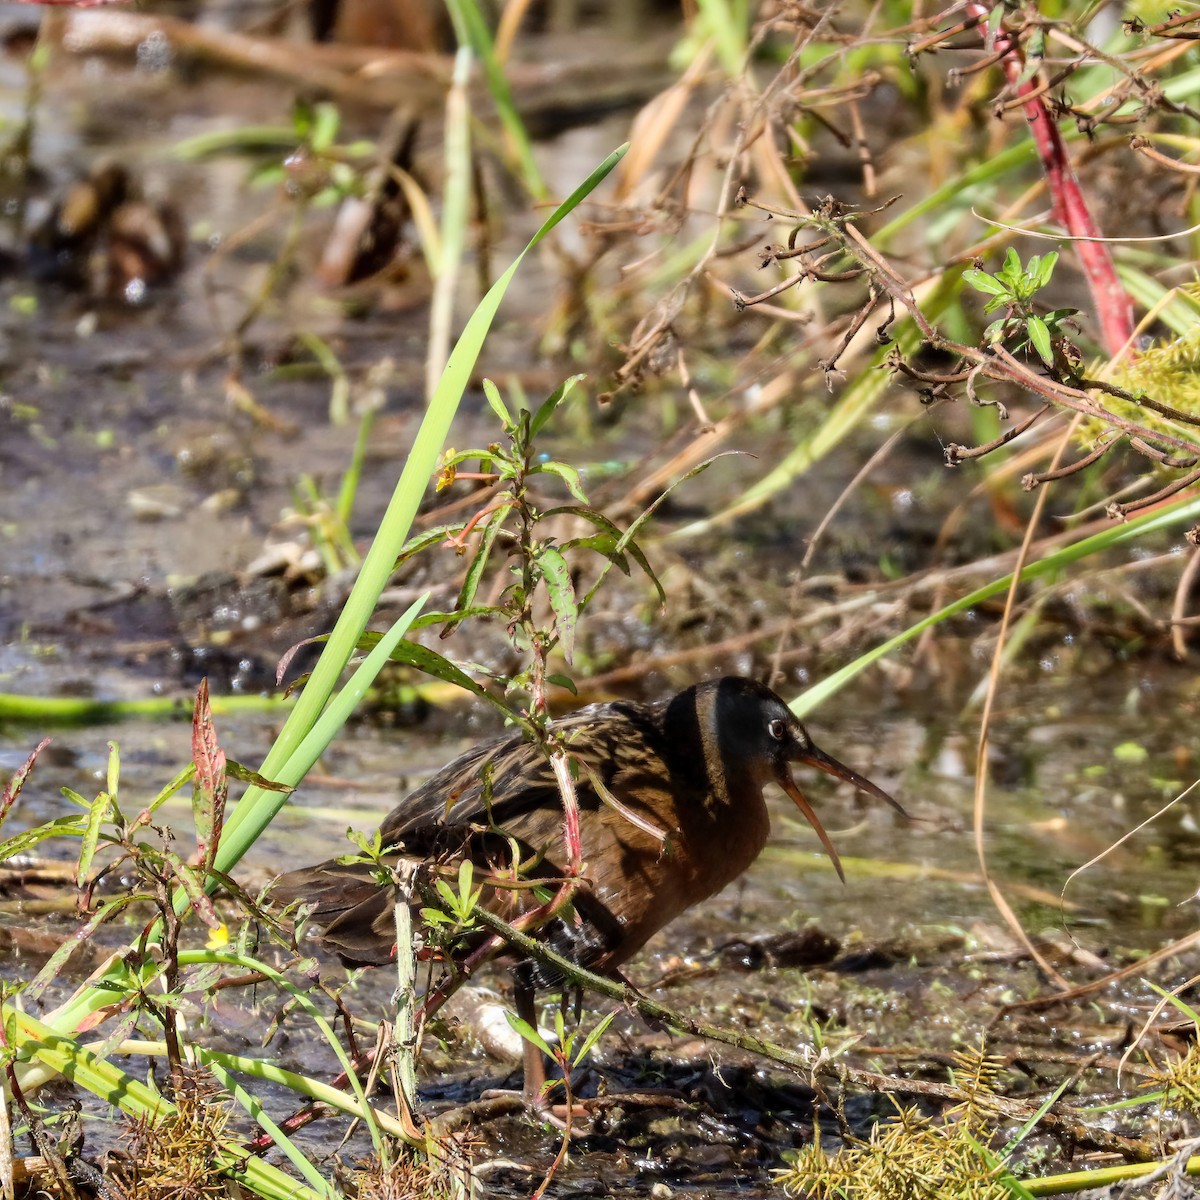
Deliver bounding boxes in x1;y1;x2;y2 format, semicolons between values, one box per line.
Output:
105;741;120;804
539;546;578;662
444;505;508;637
409;605;498;629
529;374;585;439
547;673;577;695
457;859;476;912
1034;250;1058;288
77;792;112;885
226;762;293;793
440;447;504;470
505;1012;555;1059
571;1010;616;1067
535;460;589;504
309;101;340;152
129;763;195;830
565;533;628;571
962;269;1009;297
1026;315;1053;365
162;849;221;928
482;379;514;431
2;815;87;862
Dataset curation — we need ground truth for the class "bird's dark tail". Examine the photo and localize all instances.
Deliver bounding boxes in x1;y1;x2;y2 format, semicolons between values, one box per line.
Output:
272;862;400;967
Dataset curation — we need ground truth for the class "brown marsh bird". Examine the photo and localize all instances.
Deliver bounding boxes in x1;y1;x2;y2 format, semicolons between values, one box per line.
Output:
274;676;904;1101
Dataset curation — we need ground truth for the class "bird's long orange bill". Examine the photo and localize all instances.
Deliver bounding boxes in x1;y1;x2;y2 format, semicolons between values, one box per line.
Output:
779;744;907;885
777;771;846;883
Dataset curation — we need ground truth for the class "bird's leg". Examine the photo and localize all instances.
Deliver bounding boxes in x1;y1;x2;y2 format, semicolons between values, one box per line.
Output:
515;980;549;1108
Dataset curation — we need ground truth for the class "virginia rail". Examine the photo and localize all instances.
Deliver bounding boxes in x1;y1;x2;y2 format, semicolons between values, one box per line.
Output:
274;676;903;1102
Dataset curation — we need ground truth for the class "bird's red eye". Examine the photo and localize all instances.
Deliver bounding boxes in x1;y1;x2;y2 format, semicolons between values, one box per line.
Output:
768;718;786;741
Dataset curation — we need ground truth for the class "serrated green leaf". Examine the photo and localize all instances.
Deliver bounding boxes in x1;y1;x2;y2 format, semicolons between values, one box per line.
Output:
1026;315;1053;365
539;546;578;662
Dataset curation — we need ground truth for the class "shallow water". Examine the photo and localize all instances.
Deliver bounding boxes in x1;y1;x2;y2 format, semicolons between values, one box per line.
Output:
2;12;1199;1195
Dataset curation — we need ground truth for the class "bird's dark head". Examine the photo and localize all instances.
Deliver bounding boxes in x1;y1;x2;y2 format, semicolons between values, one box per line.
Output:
707;676;905;882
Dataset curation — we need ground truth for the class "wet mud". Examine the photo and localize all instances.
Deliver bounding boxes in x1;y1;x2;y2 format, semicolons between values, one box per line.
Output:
2;11;1200;1197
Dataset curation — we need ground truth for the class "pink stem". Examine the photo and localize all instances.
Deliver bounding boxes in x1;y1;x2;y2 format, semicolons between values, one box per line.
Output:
966;2;1135;358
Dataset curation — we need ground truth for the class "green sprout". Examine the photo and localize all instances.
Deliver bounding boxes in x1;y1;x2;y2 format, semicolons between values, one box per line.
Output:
963;247;1077;370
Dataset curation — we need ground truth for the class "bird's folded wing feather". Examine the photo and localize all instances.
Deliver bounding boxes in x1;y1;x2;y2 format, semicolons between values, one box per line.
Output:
378;702;659;856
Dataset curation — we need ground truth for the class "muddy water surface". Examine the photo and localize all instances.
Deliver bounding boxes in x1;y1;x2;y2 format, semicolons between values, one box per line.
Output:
1;18;1200;1197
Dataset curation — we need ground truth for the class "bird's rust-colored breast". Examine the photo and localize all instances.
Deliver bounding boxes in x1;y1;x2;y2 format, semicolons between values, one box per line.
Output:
542;713;774;969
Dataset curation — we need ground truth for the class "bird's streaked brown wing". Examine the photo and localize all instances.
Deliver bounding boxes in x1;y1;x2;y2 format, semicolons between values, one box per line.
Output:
377;700;662;856
274;700;669;968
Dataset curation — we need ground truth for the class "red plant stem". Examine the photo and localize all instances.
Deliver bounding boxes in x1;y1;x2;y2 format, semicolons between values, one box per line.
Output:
966;2;1135;358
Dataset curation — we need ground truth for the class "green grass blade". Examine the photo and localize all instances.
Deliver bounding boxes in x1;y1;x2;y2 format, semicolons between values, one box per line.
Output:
204;1057;338;1199
792;491;1200;718
7;1009;326;1200
446;0;546;199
